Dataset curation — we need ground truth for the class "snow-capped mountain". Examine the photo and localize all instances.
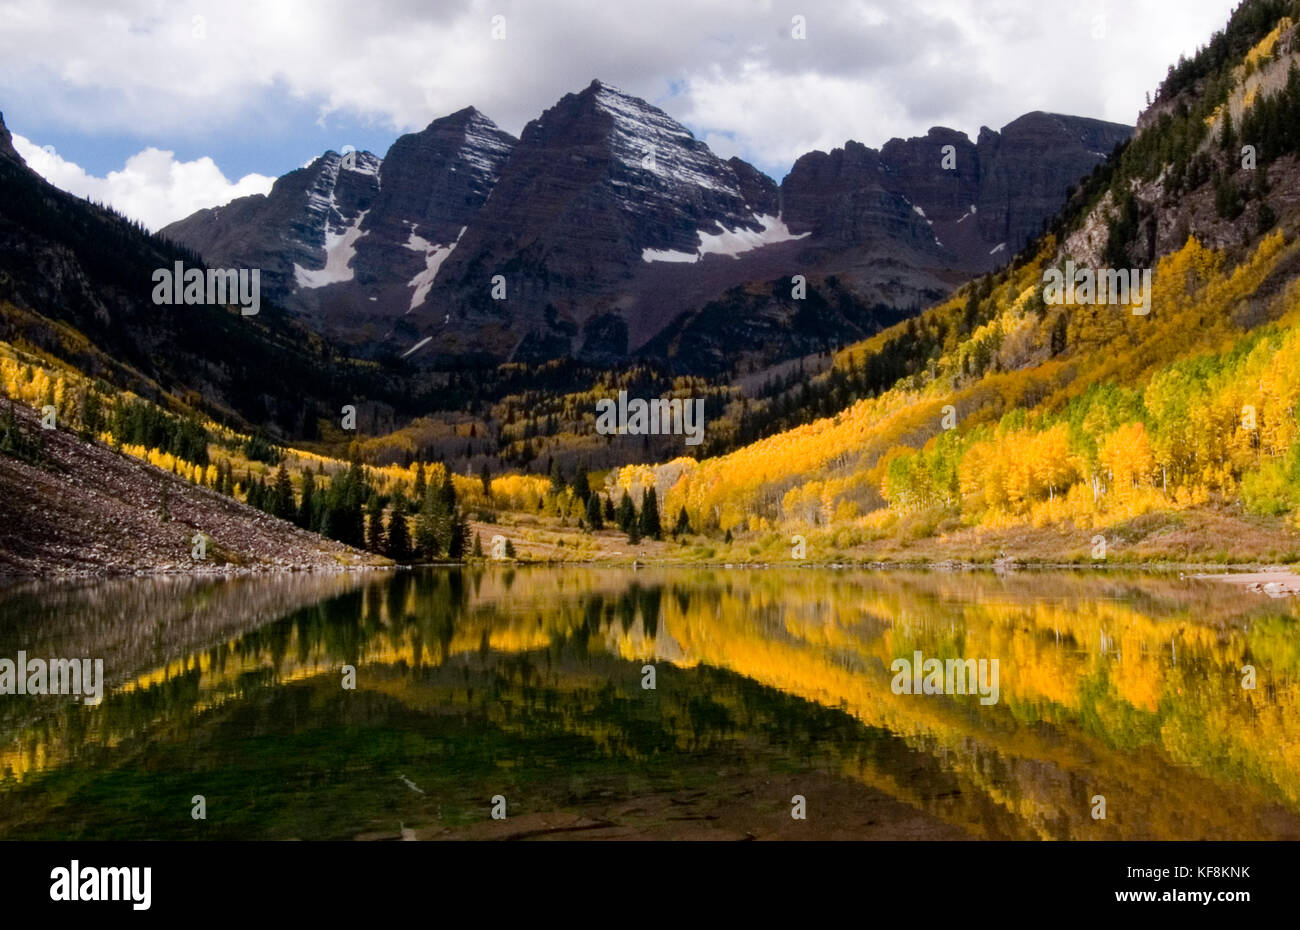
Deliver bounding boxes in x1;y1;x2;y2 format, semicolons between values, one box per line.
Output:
160;148;382;303
420;80;798;363
161;108;515;346
161;81;1131;371
348;106;515;315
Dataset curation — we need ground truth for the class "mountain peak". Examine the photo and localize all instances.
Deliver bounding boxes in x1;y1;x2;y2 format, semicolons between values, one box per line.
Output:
0;111;26;167
441;104;494;129
574;83;709;164
333;148;382;175
568;80;675;124
157;83;1130;371
412;107;514;163
588;81;666;117
462;108;512;144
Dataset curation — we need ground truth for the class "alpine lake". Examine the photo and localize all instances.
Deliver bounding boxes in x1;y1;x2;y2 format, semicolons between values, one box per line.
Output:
1;565;1297;841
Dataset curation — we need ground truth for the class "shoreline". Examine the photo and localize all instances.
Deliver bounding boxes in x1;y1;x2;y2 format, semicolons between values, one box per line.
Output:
3;556;1297;589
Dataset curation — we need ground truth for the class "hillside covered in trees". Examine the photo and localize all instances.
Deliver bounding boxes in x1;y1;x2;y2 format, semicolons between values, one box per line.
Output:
597;0;1300;564
7;0;1300;572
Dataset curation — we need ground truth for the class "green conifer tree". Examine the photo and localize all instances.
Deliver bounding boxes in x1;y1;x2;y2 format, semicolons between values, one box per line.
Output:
272;464;296;521
586;493;604;529
639;486;662;540
386;498;411;561
617;492;636;532
297;471;316;528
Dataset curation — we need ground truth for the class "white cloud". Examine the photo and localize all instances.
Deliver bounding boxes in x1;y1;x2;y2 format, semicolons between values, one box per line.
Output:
1;0;1243;183
11;135;274;231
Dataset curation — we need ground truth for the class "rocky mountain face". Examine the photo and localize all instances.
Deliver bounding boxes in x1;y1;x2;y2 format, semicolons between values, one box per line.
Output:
350;108;514;314
159;148;383;313
422;80;796;364
975;113;1135;252
161;107;516;350
161;84;1131;373
0;112;24;166
0;117;417;438
781;112;1134;273
637;111;1131;373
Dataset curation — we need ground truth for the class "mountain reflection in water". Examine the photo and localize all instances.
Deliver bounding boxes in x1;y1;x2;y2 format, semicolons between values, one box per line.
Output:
0;567;1296;840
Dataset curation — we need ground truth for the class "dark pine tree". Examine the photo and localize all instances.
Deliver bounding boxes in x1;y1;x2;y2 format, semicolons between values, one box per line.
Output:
437;472;458;555
586;493;604;530
271;464;296;521
365;493;385;553
386;498;412;561
250;476;267;511
413;461;426;502
415;481;443;559
572;467;591;502
448;507;469;559
639;487;662;540
297;471;316;528
617;492;636;533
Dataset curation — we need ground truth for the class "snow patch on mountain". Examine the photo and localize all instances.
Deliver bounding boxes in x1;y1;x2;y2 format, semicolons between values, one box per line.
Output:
641;214;808;263
402;336;433;358
294;209;369;289
403;224;433;253
407;225;467;310
641;246;698;263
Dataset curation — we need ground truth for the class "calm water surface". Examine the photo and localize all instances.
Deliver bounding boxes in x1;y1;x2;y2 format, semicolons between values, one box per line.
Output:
1;567;1297;840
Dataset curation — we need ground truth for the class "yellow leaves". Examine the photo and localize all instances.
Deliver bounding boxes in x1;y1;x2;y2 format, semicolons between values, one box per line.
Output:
783;480;826;524
1243;17;1291;71
1031;423;1078;494
667;387;945;531
833;499;859;522
451;473;484;506
1002;423;1074;506
490;474;550;511
1159;234;1222;302
959;439;1007;515
117;442;206;483
613;464;656;497
1258;328;1300;455
1055;482;1099;528
957;424;1079;520
1172;483;1212;508
1099;422;1155;496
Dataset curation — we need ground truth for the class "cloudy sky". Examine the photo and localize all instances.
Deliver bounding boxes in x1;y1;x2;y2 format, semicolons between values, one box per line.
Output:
2;0;1239;230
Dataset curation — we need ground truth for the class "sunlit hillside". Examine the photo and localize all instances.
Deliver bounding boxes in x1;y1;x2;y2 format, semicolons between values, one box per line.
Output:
618;233;1300;559
594;5;1300;563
